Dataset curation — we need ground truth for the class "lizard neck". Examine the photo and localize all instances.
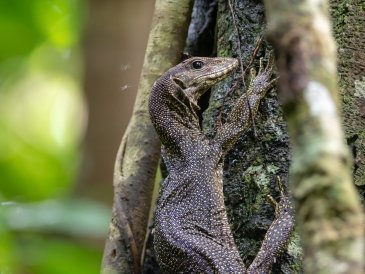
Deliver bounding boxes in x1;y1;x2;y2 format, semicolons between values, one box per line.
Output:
149;73;202;160
149;56;238;164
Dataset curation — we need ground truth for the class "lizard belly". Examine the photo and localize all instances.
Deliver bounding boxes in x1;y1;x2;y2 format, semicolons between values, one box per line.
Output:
154;171;245;273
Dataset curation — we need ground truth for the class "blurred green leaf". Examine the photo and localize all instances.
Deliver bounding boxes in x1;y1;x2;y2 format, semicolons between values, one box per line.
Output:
0;1;105;273
0;45;86;201
16;235;102;274
0;1;42;62
2;199;110;237
0;199;109;273
34;0;84;48
0;0;84;62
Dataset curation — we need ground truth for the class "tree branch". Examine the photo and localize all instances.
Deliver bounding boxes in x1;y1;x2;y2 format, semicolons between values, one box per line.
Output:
263;0;365;272
101;0;194;273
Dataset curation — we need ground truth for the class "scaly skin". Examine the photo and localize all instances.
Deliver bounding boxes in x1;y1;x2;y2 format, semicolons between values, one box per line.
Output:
148;55;294;274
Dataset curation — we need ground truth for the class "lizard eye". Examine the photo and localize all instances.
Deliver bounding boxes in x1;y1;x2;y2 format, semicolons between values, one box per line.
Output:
192;61;204;69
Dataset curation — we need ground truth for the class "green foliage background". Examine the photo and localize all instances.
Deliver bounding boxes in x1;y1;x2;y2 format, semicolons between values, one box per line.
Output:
0;1;109;273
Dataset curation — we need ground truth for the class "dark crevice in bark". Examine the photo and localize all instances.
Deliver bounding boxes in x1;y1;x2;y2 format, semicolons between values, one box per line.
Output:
185;0;218;57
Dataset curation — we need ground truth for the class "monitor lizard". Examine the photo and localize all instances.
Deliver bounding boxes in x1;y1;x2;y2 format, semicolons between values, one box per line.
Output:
148;54;294;273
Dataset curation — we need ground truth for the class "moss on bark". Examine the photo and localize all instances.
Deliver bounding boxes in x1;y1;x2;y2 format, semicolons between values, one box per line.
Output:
264;0;365;272
330;0;365;203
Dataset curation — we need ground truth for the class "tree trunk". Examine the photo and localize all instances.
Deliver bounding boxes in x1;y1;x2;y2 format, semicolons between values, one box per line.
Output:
101;1;193;273
80;0;155;205
202;0;303;273
141;0;365;273
263;0;365;272
331;0;365;203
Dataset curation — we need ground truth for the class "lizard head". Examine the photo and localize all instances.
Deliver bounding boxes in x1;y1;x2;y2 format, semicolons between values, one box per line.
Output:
170;57;238;104
148;57;238;145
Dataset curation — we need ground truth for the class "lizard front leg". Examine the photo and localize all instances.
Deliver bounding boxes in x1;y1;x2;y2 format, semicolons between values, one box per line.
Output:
215;53;277;150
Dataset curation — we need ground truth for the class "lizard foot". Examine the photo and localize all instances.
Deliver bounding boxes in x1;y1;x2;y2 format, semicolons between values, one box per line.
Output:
247;52;278;97
267;176;293;218
246;177;295;274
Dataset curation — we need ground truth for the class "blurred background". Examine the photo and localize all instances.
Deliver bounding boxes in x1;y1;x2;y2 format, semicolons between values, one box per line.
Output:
0;0;155;273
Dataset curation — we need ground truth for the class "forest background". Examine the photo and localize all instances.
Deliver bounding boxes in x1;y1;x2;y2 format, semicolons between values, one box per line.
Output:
0;0;364;273
0;1;154;273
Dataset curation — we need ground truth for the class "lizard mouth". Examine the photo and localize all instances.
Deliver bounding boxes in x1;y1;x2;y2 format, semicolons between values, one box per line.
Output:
196;59;238;82
189;59;238;100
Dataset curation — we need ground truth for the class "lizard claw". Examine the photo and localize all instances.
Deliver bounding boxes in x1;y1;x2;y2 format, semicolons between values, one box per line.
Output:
267;194;278;207
257;49;274;75
247;51;277;96
249;67;257;81
267;176;293;218
258;57;264;75
266;51;275;71
267;76;279;92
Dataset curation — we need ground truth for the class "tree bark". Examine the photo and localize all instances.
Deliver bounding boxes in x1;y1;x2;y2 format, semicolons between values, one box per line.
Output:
138;1;365;273
263;0;365;273
202;0;303;273
330;0;365;203
101;0;193;273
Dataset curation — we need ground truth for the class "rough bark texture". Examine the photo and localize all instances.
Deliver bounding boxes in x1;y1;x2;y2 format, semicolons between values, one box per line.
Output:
330;0;365;203
101;0;193;273
264;0;365;273
202;0;303;273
